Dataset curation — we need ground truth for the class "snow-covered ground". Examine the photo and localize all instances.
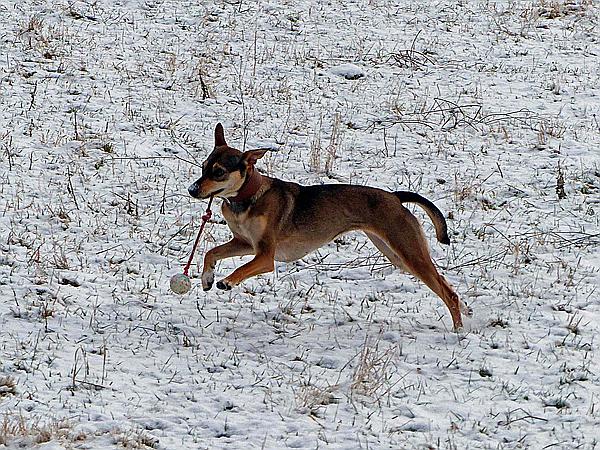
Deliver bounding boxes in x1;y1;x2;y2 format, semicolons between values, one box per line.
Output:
1;0;599;448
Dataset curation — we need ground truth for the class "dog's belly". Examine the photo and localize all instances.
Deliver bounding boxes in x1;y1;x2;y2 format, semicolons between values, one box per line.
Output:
274;233;341;262
274;241;322;262
274;245;312;262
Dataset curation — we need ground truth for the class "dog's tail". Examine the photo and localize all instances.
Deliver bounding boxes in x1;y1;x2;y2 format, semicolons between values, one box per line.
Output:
394;191;450;245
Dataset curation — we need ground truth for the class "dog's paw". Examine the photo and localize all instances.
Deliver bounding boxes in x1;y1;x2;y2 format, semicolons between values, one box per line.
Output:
216;279;233;291
201;271;214;291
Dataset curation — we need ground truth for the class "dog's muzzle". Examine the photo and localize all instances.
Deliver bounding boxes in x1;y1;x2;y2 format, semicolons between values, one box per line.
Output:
188;183;201;198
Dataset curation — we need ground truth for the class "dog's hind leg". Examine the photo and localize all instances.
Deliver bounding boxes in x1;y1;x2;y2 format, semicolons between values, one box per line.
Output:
365;232;409;272
369;218;466;330
402;254;464;330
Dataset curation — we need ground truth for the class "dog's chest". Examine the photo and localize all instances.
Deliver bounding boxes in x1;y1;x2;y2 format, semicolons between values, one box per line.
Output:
222;202;263;245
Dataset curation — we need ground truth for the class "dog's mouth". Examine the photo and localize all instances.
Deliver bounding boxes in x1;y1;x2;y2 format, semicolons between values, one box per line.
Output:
203;188;223;199
189;183;224;199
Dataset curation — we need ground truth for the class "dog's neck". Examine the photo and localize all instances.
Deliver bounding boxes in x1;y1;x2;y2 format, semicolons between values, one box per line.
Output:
228;166;263;204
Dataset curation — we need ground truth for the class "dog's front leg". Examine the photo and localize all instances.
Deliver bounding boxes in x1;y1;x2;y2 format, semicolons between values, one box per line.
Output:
202;237;253;291
216;244;275;290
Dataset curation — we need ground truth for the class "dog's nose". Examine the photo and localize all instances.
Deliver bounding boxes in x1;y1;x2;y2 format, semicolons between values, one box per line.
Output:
188;183;200;198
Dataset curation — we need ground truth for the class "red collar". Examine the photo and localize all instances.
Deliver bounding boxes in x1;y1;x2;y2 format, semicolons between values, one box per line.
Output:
228;166;264;203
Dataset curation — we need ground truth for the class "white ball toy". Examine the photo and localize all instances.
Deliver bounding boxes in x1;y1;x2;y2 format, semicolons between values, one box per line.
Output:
170;273;191;294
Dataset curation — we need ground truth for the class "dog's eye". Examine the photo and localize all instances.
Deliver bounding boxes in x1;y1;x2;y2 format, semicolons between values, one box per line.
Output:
212;168;226;178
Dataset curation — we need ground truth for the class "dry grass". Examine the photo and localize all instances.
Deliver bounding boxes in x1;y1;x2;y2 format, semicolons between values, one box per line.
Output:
114;427;159;449
0;413;158;449
351;332;399;399
309;113;343;174
0;413;71;447
534;0;593;19
0;377;17;397
295;383;340;415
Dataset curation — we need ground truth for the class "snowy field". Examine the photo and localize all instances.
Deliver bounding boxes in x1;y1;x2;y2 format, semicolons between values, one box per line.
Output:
1;0;599;448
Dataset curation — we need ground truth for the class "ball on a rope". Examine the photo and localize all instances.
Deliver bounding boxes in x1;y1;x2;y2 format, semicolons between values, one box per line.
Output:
170;273;191;295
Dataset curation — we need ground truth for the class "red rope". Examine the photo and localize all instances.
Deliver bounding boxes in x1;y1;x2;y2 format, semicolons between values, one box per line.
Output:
183;195;214;276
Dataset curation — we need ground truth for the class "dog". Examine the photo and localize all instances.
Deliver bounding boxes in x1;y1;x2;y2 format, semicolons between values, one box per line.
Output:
188;124;471;329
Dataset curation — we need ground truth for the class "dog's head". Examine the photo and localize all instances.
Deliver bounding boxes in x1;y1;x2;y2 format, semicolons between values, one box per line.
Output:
188;123;269;199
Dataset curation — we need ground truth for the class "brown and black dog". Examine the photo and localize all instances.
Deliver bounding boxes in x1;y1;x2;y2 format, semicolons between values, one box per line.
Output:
188;124;471;329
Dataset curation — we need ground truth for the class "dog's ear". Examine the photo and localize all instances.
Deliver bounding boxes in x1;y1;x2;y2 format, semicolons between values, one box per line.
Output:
242;148;270;166
215;123;227;147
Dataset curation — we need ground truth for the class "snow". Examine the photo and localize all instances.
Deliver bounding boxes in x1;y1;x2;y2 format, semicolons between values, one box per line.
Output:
330;63;366;80
1;0;599;448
